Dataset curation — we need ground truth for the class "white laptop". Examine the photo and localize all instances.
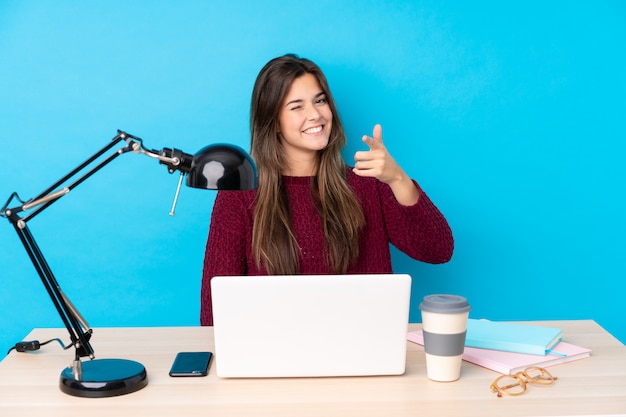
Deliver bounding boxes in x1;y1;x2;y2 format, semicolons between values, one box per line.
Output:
210;273;411;378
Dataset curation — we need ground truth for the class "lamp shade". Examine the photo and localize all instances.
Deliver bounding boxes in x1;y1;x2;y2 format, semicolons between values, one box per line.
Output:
186;144;257;190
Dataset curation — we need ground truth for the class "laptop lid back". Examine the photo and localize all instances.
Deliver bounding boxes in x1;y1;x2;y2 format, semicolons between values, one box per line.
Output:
211;274;411;378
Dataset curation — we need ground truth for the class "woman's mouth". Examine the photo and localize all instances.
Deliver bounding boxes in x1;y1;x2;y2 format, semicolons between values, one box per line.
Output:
303;125;324;135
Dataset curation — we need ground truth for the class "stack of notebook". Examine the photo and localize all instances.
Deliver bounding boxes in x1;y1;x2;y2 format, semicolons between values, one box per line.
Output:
407;319;591;374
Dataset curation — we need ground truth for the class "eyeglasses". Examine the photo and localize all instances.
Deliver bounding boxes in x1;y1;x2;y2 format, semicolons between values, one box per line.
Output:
490;367;558;398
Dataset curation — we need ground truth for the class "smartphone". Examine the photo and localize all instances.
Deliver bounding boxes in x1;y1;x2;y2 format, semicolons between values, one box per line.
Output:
169;351;213;377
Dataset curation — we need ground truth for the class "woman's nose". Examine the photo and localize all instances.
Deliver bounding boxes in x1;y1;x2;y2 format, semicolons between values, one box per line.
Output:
306;105;321;120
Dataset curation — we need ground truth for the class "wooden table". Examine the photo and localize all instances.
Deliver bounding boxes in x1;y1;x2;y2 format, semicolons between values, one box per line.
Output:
0;320;624;416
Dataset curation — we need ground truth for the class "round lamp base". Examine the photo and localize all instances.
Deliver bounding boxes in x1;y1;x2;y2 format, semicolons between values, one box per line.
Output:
59;358;148;398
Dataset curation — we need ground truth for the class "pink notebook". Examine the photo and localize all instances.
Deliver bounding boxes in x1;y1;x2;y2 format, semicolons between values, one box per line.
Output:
408;330;591;375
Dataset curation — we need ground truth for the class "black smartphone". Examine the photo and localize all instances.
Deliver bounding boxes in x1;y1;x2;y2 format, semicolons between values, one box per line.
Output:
169;351;213;377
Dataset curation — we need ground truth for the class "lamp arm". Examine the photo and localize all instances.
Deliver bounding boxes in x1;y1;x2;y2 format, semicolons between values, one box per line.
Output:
3;132;131;223
10;219;96;360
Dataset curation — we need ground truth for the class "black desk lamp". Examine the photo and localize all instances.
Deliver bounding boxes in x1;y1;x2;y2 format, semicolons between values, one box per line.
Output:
0;130;257;398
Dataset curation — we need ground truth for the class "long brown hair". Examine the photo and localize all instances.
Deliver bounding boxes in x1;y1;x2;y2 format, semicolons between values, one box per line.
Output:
250;54;365;274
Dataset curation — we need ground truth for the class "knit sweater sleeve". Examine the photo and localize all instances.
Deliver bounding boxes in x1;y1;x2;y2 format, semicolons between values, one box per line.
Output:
378;179;454;264
200;190;253;325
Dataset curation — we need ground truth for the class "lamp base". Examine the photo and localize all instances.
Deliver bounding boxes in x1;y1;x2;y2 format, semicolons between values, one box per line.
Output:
59;358;148;398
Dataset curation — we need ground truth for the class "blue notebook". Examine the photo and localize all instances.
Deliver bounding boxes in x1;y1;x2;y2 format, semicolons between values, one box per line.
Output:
465;319;562;356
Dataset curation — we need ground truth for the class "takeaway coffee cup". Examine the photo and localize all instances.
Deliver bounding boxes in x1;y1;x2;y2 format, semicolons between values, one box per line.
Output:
419;294;471;382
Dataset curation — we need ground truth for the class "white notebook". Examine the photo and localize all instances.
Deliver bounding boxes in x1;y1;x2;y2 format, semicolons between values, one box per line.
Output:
210;274;412;378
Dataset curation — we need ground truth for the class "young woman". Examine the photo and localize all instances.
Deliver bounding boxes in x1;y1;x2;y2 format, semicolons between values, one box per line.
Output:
200;54;453;325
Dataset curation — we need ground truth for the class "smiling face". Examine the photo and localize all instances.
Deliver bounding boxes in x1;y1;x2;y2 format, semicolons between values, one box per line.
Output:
278;73;333;175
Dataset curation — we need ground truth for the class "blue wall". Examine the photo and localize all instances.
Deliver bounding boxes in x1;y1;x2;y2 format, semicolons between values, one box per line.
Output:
1;1;624;358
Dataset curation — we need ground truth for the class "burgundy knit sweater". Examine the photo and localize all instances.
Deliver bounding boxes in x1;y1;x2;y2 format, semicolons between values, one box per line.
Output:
200;170;454;325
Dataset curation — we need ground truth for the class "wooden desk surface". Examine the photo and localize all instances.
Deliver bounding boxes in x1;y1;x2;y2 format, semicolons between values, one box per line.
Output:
0;320;624;417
